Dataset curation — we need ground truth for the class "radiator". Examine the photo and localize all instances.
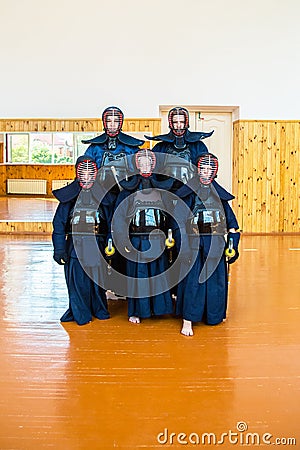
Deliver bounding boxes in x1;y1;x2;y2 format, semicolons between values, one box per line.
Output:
7;179;47;195
51;180;73;190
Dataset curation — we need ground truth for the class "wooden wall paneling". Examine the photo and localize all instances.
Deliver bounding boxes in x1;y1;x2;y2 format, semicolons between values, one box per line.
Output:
153;119;161;137
232;122;240;229
260;122;268;233
294;123;300;232
265;122;273;233
277;123;286;231
239;122;246;231
1;164;75;196
0;221;52;234
255;122;264;232
0;118;160;134
272;123;281;232
237;121;245;231
275;123;282;231
290;122;298;232
291;122;299;233
288;123;295;232
245;122;254;232
255;121;263;232
287;122;299;232
276;122;286;231
288;123;296;232
283;122;292;232
124;121;136;132
72;120;79;132
251;121;259;232
0;165;7;195
0;143;4;164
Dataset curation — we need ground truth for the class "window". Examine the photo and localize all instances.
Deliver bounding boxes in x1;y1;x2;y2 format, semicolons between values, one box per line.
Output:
5;132;97;164
7;134;30;163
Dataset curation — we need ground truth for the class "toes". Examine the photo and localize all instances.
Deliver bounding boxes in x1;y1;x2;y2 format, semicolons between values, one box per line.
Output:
129;316;140;324
181;326;194;336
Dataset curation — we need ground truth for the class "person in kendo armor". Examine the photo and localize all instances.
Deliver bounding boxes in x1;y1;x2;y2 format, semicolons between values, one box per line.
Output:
145;107;213;191
173;153;240;336
52;156;110;325
83;106;144;282
83;106;143;174
111;149;175;324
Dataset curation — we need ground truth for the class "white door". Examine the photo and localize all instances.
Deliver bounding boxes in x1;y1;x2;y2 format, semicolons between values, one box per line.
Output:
160;108;234;192
194;112;232;192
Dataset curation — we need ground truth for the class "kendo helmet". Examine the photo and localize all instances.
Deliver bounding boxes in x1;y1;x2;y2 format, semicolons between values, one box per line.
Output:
135;149;156;178
197;153;218;185
75;156;98;190
102;106;124;137
168;107;189;137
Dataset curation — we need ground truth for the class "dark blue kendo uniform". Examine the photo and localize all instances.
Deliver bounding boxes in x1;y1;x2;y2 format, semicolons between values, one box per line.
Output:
52;172;111;325
174;178;239;325
112;174;174;319
82;115;144;280
83;132;144;169
147;129;212;165
144;128;213;301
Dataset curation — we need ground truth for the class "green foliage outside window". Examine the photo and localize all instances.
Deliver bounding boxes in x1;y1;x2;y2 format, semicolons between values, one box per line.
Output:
31;146;52;163
11;145;29;163
54;154;73;163
7;132;96;164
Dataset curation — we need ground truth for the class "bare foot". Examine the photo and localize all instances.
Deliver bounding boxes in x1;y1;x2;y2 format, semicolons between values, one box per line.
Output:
181;319;194;336
129;316;140;324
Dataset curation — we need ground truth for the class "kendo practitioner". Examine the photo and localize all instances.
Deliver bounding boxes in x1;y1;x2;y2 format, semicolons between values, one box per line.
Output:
83;106;144;282
174;153;240;336
145;107;213;190
52;156;110;325
83;106;143;171
111;149;174;324
145;107;215;301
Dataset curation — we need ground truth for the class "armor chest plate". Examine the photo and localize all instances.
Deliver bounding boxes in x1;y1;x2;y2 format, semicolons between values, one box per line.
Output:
189;194;227;235
70;193;108;235
163;146;195;184
128;190;167;234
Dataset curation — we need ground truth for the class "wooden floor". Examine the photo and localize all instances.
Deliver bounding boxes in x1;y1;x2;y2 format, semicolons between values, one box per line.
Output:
0;198;299;449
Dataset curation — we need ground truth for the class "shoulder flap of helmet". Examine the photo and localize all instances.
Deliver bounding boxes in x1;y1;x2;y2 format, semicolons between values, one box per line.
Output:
144;131;175;142
52;180;80;202
81;133;108;144
185;129;214;142
211;181;235;201
117;132;144;146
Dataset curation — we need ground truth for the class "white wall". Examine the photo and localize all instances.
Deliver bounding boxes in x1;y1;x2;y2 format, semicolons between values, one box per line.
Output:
0;0;299;119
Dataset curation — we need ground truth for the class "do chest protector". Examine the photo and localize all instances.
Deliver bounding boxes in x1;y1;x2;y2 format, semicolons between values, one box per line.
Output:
70;191;108;236
128;190;168;235
189;189;227;235
98;151;129;192
163;146;195;184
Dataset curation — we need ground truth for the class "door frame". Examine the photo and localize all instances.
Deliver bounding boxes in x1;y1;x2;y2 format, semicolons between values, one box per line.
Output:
158;105;240;191
159;105;240;132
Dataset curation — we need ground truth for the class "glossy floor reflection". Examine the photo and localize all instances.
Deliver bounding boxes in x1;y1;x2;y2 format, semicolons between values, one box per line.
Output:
0;234;299;449
0;196;58;221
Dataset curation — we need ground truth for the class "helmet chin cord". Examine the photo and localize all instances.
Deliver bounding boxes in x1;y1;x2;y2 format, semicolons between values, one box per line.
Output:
174;136;186;149
108;137;117;150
